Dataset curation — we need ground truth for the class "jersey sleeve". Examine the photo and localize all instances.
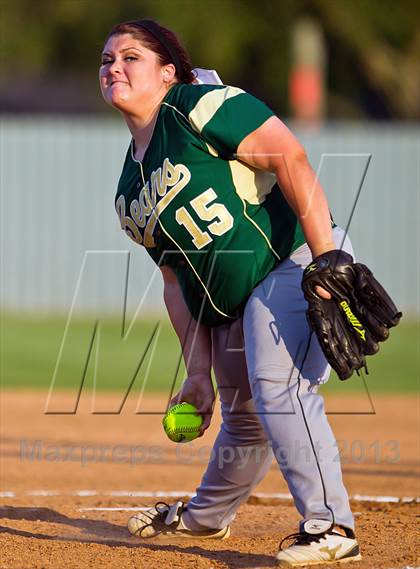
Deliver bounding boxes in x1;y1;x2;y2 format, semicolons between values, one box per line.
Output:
172;84;275;159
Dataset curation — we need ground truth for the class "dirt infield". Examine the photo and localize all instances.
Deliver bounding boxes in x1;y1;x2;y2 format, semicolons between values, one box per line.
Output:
1;390;419;569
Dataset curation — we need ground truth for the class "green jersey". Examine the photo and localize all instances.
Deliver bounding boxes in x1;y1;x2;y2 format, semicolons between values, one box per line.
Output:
115;83;305;326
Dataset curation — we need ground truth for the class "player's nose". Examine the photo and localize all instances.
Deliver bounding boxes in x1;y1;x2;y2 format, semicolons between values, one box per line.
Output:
108;59;124;79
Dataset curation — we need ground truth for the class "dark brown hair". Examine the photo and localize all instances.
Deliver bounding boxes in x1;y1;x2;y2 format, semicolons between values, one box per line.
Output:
106;19;195;84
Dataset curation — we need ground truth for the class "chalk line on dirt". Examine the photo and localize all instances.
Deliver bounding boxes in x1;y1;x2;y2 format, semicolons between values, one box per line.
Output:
2;489;417;504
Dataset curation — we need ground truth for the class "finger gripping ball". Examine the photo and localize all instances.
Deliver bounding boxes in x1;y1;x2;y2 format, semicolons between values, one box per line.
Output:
162;402;203;443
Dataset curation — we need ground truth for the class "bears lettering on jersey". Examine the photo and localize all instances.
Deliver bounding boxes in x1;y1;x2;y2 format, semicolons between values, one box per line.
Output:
115;157;191;246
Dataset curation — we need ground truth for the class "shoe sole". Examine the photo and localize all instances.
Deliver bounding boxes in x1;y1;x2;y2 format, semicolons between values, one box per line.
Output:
153;527;230;539
161;526;230;539
277;553;362;567
131;525;230;540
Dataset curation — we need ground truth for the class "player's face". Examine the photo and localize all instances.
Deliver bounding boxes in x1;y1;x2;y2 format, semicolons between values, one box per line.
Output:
99;34;171;113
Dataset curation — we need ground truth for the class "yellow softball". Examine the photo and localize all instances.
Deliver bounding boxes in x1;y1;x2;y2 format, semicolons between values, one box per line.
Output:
162;402;203;443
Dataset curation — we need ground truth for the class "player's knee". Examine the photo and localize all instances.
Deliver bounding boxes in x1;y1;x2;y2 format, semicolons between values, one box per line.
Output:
221;408;268;444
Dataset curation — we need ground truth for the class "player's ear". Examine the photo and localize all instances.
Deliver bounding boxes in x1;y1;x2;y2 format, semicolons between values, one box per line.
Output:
162;63;176;83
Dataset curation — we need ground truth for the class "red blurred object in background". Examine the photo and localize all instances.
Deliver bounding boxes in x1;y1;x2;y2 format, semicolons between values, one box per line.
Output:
289;19;326;124
289;65;323;122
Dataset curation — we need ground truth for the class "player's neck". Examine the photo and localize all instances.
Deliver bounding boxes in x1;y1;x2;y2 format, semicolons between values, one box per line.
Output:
124;105;160;162
123;83;176;161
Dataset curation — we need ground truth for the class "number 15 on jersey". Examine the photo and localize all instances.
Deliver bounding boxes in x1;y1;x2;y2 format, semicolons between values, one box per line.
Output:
175;188;234;249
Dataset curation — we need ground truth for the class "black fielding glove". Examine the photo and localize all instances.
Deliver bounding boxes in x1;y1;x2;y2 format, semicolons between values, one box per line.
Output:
302;249;402;380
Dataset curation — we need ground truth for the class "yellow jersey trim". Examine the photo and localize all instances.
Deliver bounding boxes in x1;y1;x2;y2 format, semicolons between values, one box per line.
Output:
188;86;245;134
157;221;235;321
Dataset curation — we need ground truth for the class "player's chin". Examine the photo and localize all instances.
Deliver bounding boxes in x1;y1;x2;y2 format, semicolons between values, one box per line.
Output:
105;88;132;110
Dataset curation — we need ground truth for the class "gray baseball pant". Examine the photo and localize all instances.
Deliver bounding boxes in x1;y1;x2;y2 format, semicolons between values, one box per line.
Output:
183;226;355;532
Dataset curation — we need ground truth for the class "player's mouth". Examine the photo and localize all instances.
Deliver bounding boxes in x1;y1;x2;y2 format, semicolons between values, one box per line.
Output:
109;80;129;87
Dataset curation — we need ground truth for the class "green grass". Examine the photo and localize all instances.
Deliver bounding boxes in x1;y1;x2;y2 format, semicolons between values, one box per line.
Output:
322;316;419;394
1;312;418;394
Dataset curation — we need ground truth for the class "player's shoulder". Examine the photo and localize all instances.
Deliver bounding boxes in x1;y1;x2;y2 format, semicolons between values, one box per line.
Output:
163;83;246;118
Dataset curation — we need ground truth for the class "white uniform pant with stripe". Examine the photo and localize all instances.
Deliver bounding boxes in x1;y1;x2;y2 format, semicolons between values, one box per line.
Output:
183;226;355;532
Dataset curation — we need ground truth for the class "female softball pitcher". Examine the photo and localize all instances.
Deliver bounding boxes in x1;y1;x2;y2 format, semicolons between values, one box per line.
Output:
100;18;399;566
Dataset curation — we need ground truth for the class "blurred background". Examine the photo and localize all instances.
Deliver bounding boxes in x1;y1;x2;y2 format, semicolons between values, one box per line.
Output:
2;0;420;118
1;0;419;394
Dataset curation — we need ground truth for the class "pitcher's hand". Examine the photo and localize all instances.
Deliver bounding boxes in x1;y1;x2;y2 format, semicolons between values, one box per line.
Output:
170;373;215;435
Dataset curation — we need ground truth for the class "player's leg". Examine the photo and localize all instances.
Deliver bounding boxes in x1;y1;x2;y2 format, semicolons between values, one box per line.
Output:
182;317;273;531
128;316;273;537
243;226;355;531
